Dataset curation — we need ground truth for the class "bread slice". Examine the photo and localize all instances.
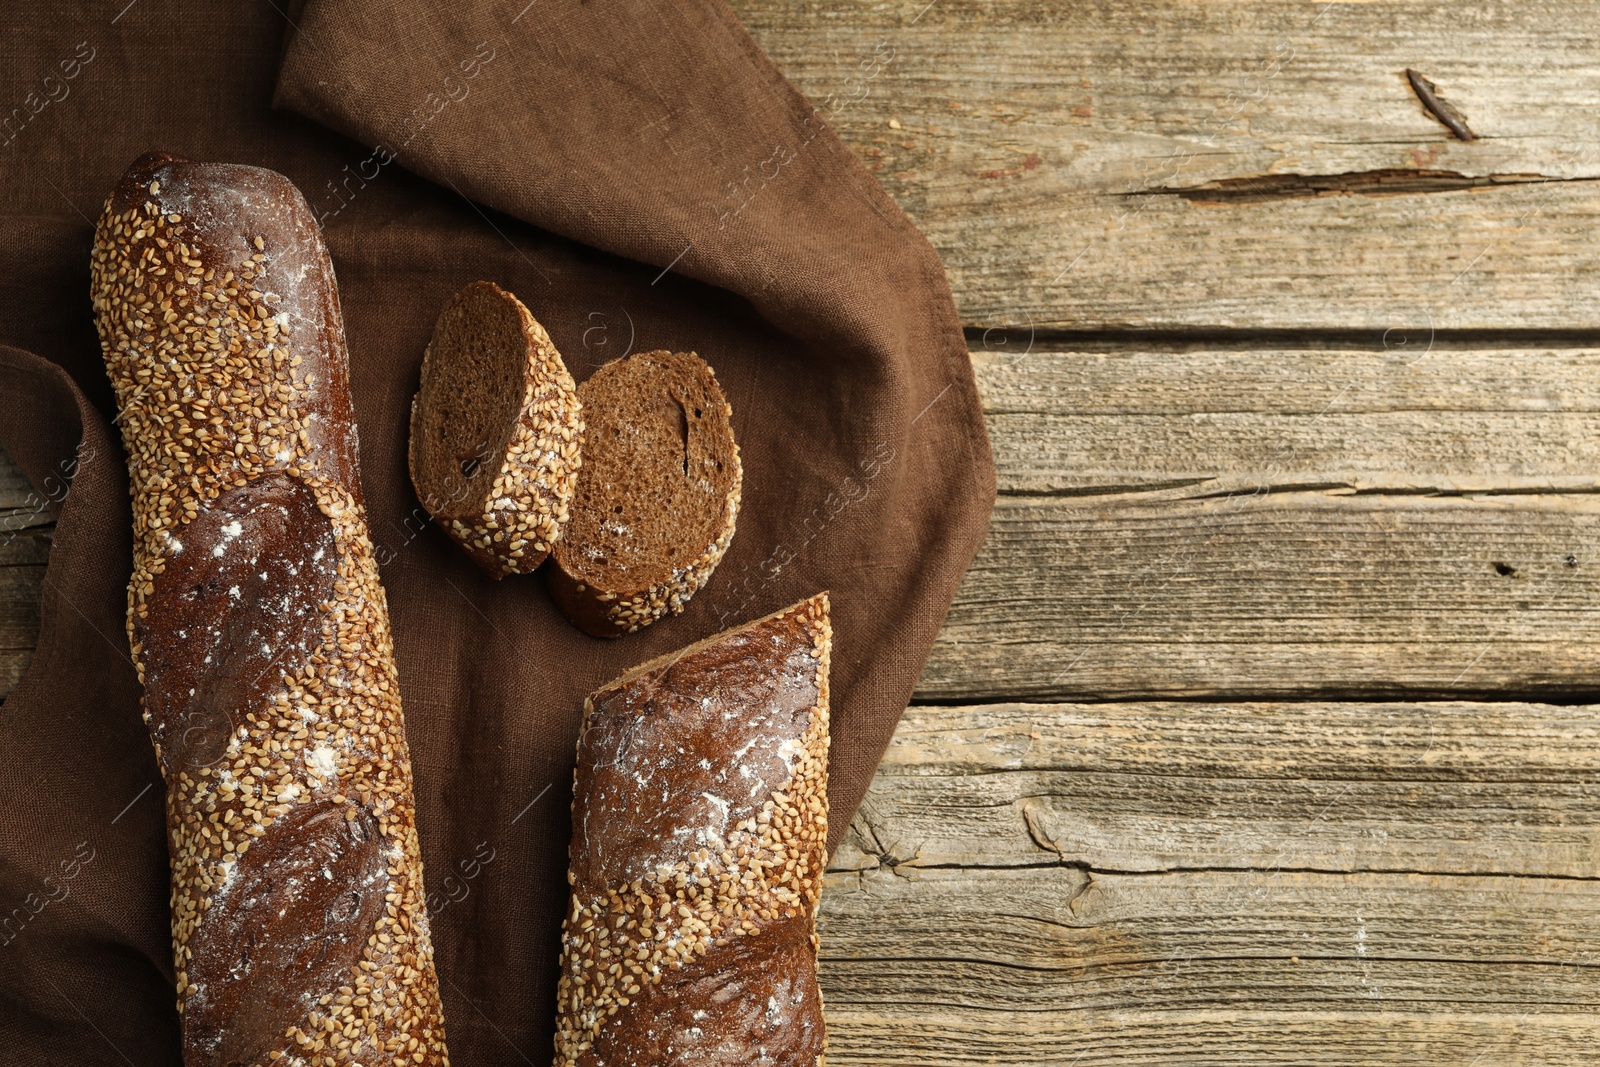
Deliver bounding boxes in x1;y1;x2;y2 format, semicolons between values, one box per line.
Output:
408;281;583;576
548;350;741;636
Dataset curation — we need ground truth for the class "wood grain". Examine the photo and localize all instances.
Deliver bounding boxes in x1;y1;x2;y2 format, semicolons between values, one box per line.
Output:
910;340;1600;701
924;489;1600;701
973;343;1600;495
823;868;1600;1009
736;0;1600;330
830;701;1600;878
816;700;1600;1063
820;1012;1599;1066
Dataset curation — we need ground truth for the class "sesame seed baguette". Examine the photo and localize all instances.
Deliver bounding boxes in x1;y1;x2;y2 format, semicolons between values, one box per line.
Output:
408;281;583;577
90;152;450;1067
554;593;831;1066
548;350;741;638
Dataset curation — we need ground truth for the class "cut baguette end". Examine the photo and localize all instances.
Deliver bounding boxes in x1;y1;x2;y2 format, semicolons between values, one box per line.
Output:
591;591;830;701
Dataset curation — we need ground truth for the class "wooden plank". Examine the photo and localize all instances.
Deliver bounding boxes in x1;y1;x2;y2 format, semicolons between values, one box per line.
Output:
821;868;1600;1009
0;550;46;697
0;450;54;695
974;344;1600;495
0;651;30;699
912;340;1600;700
820;1012;1600;1066
923;490;1600;701
831;701;1600;878
815;700;1600;1064
735;0;1600;330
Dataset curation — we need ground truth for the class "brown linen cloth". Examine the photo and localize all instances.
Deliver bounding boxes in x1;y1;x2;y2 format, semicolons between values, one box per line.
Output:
0;0;993;1063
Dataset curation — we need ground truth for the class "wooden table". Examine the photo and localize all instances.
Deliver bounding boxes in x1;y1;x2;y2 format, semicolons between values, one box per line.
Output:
5;2;1599;1061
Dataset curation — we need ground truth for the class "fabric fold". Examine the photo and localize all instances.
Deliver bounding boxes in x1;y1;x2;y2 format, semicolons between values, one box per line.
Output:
0;346;174;1061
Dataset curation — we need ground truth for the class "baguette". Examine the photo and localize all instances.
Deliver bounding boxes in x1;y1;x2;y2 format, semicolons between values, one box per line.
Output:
554;593;831;1065
90;152;449;1066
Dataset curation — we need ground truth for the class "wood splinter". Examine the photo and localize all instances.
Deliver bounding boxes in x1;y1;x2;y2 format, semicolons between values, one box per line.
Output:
1406;68;1476;142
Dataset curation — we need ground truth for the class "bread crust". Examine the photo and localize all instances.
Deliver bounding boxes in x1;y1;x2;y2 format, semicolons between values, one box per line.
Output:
408;281;582;577
554;593;831;1066
91;152;449;1066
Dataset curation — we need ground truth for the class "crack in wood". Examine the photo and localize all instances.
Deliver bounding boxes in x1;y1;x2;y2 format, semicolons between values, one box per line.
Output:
831;857;1600;883
964;327;1600;348
1406;69;1477;142
845;800;922;877
1146;169;1599;205
1001;479;1219;499
997;482;1600;503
